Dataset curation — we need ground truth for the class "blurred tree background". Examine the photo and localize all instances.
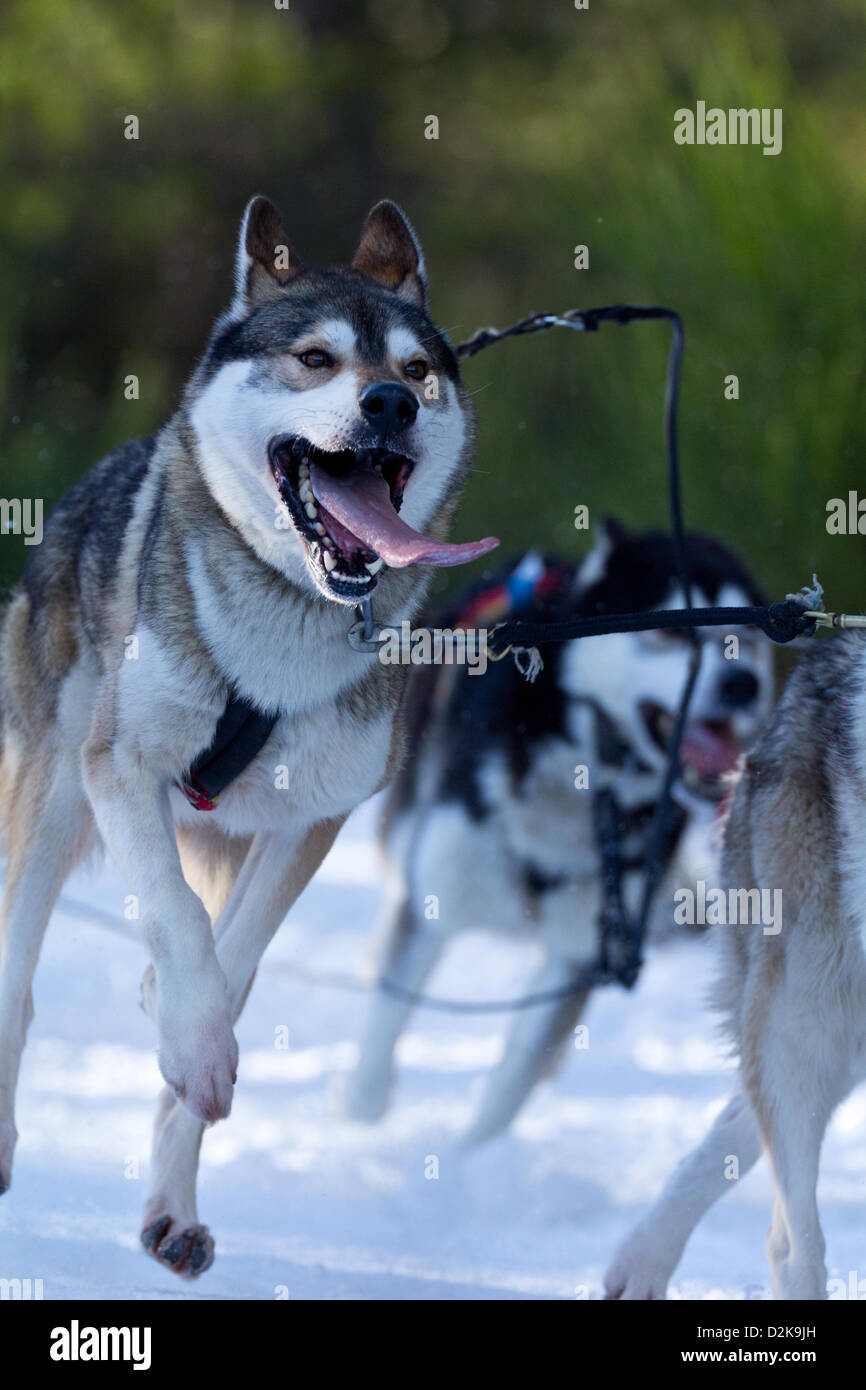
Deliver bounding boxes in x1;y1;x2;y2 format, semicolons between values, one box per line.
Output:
1;0;865;609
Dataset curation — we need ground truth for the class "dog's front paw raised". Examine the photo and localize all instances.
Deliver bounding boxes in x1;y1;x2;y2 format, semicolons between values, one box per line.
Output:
149;965;238;1124
158;1009;238;1125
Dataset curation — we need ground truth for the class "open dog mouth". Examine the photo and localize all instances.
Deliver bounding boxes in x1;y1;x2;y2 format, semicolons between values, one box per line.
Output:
640;700;742;800
268;435;498;602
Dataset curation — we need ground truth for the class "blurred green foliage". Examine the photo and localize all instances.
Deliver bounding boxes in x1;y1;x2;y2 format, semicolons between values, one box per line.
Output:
1;0;865;609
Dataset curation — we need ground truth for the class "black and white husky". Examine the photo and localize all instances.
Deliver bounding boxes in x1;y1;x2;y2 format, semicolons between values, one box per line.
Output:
345;522;774;1143
0;196;497;1276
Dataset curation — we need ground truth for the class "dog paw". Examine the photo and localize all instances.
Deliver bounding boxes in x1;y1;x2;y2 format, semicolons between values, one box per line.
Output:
147;965;238;1124
141;1214;214;1278
603;1230;675;1301
158;1010;239;1126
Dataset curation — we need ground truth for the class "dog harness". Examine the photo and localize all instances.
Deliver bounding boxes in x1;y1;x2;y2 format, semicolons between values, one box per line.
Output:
179;554;564;810
179;695;278;811
426;553;690;970
520;692;687;966
452;550;566;627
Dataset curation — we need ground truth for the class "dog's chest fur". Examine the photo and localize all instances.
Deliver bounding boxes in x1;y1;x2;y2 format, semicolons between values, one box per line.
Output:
184;527;380;714
171;692;399;836
172;567;402;833
132;480;417;835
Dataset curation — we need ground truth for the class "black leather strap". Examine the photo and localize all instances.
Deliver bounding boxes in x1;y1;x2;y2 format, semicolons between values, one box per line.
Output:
181;695;278;810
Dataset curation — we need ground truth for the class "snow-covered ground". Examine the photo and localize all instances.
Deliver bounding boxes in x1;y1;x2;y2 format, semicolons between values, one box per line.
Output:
3;798;866;1302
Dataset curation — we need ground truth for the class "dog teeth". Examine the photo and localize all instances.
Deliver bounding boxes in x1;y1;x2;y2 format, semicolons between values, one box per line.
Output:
315;522;325;536
298;462;310;482
305;502;317;520
324;567;369;585
299;479;313;503
365;558;385;574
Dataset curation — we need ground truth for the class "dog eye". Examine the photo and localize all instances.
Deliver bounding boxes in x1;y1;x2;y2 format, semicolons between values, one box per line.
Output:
297;349;333;369
404;359;427;380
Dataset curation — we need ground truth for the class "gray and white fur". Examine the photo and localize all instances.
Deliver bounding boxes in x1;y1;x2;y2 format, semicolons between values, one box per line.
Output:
0;195;485;1276
605;631;866;1300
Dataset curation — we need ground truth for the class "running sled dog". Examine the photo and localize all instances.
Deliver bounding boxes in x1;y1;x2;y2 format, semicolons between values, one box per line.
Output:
346;524;774;1144
0;197;497;1276
605;633;866;1300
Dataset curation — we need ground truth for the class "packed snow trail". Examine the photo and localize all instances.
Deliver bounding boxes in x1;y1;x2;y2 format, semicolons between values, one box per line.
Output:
2;801;865;1301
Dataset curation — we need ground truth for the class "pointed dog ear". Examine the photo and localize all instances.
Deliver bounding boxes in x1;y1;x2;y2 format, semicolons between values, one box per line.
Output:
351;200;427;309
573;516;628;594
232;196;303;314
596;515;630;548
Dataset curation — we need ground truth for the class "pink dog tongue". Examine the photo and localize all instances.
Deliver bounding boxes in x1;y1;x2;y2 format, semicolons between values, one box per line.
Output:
680;720;740;776
309;463;499;569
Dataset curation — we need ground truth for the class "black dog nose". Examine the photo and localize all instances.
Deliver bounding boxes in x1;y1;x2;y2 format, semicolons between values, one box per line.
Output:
719;668;759;708
359;381;419;437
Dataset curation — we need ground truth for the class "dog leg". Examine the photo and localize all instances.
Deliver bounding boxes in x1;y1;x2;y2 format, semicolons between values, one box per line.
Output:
760;1117;829;1300
604;1086;762;1299
748;1054;835;1300
141;817;345;1277
83;734;241;1126
139;1086;215;1277
0;757;92;1191
140;829;250;1278
344;898;443;1123
765;1196;790;1283
735;906;845;1301
460;954;588;1148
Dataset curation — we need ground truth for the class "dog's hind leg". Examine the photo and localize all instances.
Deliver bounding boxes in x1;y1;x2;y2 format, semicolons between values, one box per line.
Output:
0;753;92;1191
343;897;444;1123
460;954;589;1149
748;1059;837;1299
735;782;847;1300
742;987;843;1300
603;1085;762;1299
141;817;345;1277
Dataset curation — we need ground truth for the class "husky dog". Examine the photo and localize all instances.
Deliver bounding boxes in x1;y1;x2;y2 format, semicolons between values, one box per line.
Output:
0;196;498;1276
604;632;866;1301
345;522;774;1144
